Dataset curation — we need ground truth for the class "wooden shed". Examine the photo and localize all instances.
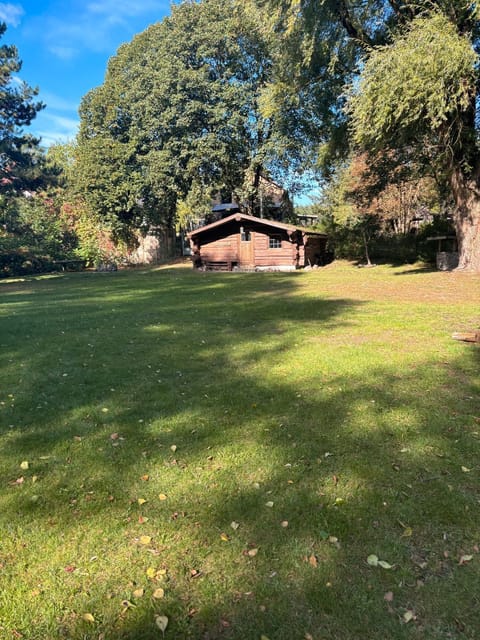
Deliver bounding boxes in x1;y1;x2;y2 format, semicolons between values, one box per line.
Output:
188;213;328;271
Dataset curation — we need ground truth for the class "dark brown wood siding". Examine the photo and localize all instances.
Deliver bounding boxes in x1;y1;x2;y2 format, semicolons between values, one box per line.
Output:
200;235;238;264
190;216;327;269
252;230;298;267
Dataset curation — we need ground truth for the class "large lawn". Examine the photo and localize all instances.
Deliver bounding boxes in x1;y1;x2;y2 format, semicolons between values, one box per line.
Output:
1;261;479;640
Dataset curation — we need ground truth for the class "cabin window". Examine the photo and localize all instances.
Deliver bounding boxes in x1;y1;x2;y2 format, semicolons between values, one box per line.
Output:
269;235;282;249
240;227;251;242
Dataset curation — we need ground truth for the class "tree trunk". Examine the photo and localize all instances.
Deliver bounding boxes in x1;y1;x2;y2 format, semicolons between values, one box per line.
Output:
450;169;480;272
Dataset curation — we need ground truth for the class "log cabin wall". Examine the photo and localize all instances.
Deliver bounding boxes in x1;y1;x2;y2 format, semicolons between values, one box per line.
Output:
189;214;328;270
251;229;298;268
196;221;239;265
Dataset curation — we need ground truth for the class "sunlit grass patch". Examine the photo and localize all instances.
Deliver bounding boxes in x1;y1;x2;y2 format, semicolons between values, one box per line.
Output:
0;262;479;639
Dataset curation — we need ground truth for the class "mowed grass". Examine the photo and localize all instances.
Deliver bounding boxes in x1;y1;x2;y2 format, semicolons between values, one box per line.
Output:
0;261;479;640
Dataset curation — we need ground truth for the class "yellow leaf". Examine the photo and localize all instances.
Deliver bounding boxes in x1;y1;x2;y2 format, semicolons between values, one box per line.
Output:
461;466;471;473
220;532;230;541
133;588;144;599
20;460;29;470
248;548;259;557
153;587;165;599
139;535;151;545
155;615;169;632
146;567;156;578
403;610;415;623
82;613;95;623
170;445;177;452
137;498;147;505
158;493;168;501
401;527;413;538
265;501;274;508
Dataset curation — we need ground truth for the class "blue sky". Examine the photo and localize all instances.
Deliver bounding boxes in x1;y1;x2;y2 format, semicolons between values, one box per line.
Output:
0;0;319;203
0;0;171;146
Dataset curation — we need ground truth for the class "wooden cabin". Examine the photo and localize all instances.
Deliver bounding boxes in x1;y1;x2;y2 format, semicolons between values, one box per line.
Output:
188;213;328;271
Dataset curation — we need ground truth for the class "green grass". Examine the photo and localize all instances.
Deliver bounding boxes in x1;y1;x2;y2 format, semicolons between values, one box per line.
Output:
0;261;479;639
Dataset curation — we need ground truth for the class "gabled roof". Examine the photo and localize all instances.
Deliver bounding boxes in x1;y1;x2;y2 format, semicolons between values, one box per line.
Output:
187;213;327;239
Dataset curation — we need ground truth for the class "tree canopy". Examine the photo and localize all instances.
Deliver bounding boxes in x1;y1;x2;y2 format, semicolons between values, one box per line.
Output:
0;22;44;193
252;0;480;270
73;0;312;240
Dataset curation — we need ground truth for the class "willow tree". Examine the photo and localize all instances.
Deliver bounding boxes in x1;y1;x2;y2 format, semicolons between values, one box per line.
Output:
251;1;480;270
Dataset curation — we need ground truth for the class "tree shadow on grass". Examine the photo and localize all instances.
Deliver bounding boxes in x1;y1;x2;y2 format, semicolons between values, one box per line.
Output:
1;268;479;639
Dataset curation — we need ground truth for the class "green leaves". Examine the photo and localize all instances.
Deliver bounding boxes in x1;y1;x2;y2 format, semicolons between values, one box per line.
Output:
348;13;477;150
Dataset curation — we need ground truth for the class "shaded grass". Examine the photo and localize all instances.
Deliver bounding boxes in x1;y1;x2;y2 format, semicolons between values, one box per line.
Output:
0;261;479;639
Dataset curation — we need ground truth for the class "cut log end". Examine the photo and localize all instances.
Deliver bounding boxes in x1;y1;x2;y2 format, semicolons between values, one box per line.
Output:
452;331;480;343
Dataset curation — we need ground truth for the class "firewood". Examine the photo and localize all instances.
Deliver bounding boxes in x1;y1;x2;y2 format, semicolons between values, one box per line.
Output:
452;331;480;343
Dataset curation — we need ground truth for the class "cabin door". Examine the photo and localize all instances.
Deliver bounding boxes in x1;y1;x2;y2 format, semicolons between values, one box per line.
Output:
238;228;254;267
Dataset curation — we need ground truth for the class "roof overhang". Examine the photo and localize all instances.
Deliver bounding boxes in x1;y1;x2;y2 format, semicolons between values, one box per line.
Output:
187;213;327;239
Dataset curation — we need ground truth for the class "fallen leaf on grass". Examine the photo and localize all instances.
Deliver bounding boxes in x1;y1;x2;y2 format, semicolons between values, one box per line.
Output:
384;591;394;602
403;610;415;623
230;521;240;530
220;532;230;541
367;554;393;569
153;588;165;599
132;588;144;599
138;516;149;524
308;555;318;568
265;501;274;508
459;555;473;565
141;474;149;481
367;554;379;566
20;461;29;470
158;493;168;501
281;520;289;528
247;548;259;557
146;567;156;579
139;535;152;545
170;445;177;452
110;433;119;440
461;466;471;473
82;613;95;623
155;615;168;633
137;498;147;505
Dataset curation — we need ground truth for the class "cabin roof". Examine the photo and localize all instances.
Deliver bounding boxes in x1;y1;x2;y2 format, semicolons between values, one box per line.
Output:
188;213;327;239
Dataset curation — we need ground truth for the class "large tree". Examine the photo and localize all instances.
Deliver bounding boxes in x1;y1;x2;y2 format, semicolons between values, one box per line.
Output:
74;0;309;238
252;1;480;270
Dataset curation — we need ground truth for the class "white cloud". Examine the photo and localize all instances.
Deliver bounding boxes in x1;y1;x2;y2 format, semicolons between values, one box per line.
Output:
48;45;78;60
86;0;166;18
33;0;169;60
0;2;24;27
36;112;79;147
39;91;78;113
